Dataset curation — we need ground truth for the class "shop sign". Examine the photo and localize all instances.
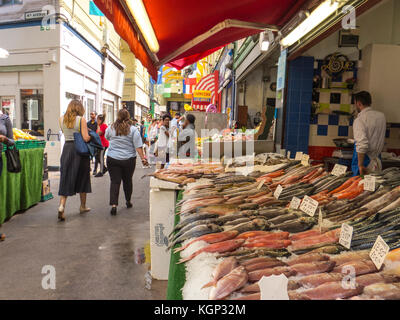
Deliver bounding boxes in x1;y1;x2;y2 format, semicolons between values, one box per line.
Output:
193;90;211;99
276;49;287;92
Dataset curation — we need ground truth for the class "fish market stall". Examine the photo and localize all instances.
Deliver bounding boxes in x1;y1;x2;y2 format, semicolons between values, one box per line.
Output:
166;160;400;300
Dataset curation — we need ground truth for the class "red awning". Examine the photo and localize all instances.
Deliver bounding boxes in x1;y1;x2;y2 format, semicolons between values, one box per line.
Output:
94;0;307;79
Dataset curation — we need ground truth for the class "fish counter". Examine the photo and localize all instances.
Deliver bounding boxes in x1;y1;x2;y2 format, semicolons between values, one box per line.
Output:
164;158;400;300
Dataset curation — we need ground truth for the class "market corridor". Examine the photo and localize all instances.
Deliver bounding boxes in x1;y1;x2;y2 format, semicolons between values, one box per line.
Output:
0;166;167;300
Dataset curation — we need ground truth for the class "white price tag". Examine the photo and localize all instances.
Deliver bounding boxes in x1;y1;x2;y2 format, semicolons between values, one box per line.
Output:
339;223;353;249
299;195;319;217
287;151;291;159
295;152;303;161
364;175;376;192
332;164;347;176
257;180;265;190
318;208;324;233
369;236;390;270
274;185;283;199
259;274;289;300
301;154;310;166
289;197;301;210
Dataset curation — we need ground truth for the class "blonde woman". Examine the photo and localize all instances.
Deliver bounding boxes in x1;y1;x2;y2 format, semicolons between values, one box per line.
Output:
58;100;91;221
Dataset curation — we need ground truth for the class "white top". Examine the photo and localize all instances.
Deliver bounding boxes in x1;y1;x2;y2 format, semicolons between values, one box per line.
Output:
158;125;169;148
353;107;386;159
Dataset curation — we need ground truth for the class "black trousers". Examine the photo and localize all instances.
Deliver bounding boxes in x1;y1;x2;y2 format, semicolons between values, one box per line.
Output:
107;156;136;206
94;147;107;173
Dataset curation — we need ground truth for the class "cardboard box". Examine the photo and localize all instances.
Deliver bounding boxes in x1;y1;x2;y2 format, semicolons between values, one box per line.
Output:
42;180;51;196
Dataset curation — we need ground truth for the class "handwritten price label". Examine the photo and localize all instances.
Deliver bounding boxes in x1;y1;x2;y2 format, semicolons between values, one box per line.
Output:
364;175;376;192
339;223;353;249
274;185;283;199
287;151;291;159
332;164;347;176
369;236;389;270
318;208;324;233
301;154;310;166
299;195;319;217
295;152;303;161
289;197;301;210
257;180;265;190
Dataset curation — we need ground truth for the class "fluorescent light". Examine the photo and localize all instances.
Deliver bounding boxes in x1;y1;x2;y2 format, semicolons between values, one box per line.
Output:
0;48;9;59
125;0;159;53
281;0;340;47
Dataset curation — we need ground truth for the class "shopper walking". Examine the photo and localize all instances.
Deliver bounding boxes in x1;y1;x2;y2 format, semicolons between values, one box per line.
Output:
105;109;148;215
87;111;98;132
94;114;109;177
58;100;92;221
158;114;171;168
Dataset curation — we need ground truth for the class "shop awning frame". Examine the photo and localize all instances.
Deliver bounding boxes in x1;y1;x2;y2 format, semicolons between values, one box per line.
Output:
157;19;279;67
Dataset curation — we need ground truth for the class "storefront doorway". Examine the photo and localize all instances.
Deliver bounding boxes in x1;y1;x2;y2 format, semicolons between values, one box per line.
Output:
0;96;16;127
20;89;44;136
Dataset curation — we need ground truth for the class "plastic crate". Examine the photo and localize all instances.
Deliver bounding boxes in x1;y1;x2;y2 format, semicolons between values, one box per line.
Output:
1;139;45;151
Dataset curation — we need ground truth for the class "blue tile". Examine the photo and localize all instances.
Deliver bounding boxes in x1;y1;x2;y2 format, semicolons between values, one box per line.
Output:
299;112;310;124
310;114;318;124
287;135;297;145
300;102;311;114
301;91;312;102
386;129;390;138
338;126;349;137
317;125;328;136
289;103;300;113
328;114;339;125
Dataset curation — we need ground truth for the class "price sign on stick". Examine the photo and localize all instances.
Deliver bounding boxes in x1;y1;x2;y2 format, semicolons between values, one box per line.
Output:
332;164;347;176
364;175;376;192
274;185;283;199
287;151;291;160
290;197;301;210
339;223;353;249
300;195;319;217
259;274;289;300
301;154;310;166
295;152;303;161
257;180;265;190
370;236;390;270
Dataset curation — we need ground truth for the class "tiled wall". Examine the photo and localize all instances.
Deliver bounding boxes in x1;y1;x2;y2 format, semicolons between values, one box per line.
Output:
284;56;314;155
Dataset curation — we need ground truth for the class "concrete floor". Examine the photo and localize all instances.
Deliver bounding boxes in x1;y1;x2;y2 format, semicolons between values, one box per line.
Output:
0;165;167;299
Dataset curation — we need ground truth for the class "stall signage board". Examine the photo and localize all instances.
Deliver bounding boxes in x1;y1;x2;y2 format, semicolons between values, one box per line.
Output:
259;274;289;300
332;164;347;176
300;196;318;217
364;175;376;192
290;197;301;210
301;154;310;166
369;236;389;270
295;152;303;161
339;223;353;249
274;185;283;199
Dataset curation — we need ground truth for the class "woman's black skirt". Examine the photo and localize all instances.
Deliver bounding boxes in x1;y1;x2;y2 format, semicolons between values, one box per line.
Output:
59;141;91;196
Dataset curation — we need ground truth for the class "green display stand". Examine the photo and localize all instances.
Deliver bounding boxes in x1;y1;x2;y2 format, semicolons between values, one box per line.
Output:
0;147;44;224
166;190;186;300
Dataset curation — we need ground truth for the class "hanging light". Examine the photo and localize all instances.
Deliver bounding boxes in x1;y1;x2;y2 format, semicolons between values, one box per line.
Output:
281;0;341;47
125;0;160;53
259;31;272;52
0;48;9;59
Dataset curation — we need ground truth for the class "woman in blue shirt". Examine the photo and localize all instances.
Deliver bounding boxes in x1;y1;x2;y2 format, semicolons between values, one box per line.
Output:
105;109;148;215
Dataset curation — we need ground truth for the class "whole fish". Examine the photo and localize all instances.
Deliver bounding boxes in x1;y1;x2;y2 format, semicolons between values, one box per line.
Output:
171;213;219;234
268;213;299;225
209;266;248;300
169;218;217;240
219;248;290;259
272;217;315;233
248;266;295;282
224;218;270;233
168;224;222;250
288;272;343;290
244;259;286;272
198;204;238;215
332;260;377;276
362;283;400;300
178;239;245;264
173;230;239;253
286;252;330;266
202;257;238;289
289;281;363;300
240;283;261;293
234;293;261;300
289;261;336;276
329;250;370;266
238;203;259;211
224;218;252;226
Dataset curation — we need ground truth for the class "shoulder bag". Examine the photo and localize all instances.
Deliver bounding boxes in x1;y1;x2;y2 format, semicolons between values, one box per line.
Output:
5;145;22;173
73;117;90;156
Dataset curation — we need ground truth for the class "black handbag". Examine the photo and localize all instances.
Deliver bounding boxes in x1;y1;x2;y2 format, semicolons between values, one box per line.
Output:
5;146;22;173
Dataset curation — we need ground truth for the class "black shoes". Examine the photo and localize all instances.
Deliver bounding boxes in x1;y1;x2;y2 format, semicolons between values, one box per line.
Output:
126;202;133;208
110;207;117;215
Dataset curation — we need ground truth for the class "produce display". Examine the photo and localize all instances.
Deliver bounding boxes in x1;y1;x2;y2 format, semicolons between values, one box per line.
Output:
167;159;400;300
12;128;37;140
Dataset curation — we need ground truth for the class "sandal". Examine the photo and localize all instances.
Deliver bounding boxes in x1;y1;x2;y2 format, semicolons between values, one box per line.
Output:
58;205;65;221
80;206;91;213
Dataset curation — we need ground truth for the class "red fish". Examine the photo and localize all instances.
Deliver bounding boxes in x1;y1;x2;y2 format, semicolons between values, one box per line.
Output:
248;266;296;282
245;232;289;242
234;292;261;300
288;272;343;290
289;281;363;300
332;260;377;276
244;260;287;272
240;282;261;293
289;261;336;276
289;230;321;241
243;240;291;249
286;252;330;266
174;230;239;253
202;257;238;289
209;266;248;300
178;239;245;264
240;256;285;266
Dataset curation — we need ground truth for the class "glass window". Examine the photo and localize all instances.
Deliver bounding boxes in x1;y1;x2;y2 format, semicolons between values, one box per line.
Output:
20;89;44;136
103;103;114;125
